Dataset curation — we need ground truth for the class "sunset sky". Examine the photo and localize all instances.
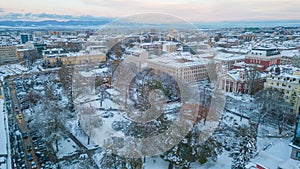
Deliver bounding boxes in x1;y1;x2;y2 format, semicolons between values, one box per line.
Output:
0;0;299;22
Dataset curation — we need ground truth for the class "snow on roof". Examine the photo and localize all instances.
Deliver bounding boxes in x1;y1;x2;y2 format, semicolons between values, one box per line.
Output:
281;50;300;57
125;47;146;54
278;158;300;169
227;70;243;81
225;48;250;54
233;61;246;67
147;54;208;69
250;140;292;169
0;99;8;156
215;52;245;61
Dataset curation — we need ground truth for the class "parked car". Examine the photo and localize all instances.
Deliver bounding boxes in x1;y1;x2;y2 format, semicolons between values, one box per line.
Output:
20;151;25;158
22;132;28;138
28;153;33;161
31;161;37;168
27;145;32;152
17;114;23;120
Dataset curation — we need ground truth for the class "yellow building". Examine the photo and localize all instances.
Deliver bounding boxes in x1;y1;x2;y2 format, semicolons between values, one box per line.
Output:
264;71;300;114
43;48;106;66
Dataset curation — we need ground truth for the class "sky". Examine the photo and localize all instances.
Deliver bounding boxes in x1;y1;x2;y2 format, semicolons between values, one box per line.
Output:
0;0;299;22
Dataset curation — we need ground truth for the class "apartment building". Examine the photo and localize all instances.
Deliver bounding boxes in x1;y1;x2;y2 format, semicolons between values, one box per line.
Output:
264;67;300;114
0;45;18;65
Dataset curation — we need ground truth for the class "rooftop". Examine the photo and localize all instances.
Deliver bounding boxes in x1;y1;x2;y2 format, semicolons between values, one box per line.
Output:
147;54;208;69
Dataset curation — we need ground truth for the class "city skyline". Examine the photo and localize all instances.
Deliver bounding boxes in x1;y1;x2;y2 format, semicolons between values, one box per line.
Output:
0;0;300;22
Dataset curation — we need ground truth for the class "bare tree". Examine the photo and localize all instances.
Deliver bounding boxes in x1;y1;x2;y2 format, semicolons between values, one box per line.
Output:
292;55;300;68
246;65;261;96
24;90;41;113
80;106;102;145
206;60;218;86
24;49;40;65
255;88;294;134
58;64;73;92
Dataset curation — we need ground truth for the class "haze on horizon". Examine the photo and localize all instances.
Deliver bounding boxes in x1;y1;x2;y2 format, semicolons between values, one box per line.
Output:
0;0;299;22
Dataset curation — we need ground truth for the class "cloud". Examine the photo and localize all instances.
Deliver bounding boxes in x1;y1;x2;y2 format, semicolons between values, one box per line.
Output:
0;12;111;21
80;0;300;21
1;0;300;22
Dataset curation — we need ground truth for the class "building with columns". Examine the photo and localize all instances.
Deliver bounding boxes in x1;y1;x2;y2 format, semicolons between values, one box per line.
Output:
218;68;248;93
218;67;267;94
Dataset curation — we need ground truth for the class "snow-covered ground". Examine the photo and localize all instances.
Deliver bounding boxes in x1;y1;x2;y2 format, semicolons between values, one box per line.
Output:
6;62;298;169
250;137;295;169
0;63;29;76
54;137;79;159
144;157;169;169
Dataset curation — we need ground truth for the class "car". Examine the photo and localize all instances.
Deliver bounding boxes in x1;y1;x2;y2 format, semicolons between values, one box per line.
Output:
17;114;23;120
20;151;25;158
22;132;28;138
101;111;114;118
20;162;26;169
18;143;24;151
32;135;41;141
27;145;32;152
35;151;43;157
31;161;37;168
16;157;22;163
28;153;33;161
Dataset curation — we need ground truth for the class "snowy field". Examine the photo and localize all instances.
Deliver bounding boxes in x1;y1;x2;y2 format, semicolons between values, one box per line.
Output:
54;137;79;159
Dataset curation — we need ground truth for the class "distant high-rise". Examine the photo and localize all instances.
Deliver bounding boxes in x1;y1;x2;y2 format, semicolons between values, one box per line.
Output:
20;33;33;44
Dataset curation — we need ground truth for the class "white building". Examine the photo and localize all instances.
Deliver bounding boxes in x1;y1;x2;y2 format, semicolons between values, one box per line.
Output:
0;77;11;169
215;52;245;70
146;54;208;83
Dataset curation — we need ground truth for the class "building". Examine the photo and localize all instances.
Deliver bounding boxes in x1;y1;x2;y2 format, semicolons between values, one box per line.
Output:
43;48;106;67
0;46;18;65
34;43;47;56
146;55;208;83
0;77;12;169
215;52;245;70
182;44;197;55
264;66;300;114
218;69;248;93
280;50;300;65
245;48;281;71
162;42;177;53
291;109;300;161
123;48;149;70
218;67;266;94
140;42;162;56
245;140;300;169
20;33;33;44
240;32;256;42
